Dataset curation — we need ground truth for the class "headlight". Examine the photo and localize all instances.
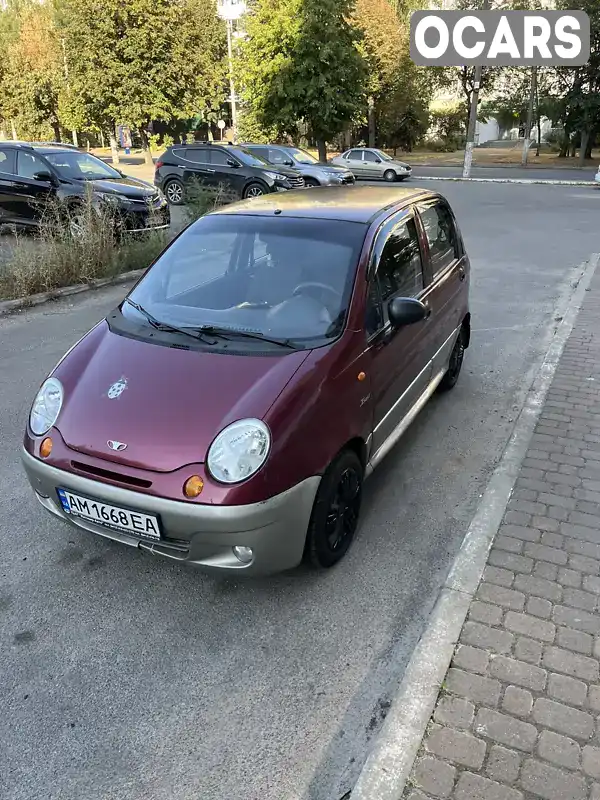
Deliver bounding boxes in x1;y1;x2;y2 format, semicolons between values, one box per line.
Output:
96;191;123;206
29;377;64;436
265;171;287;182
207;419;270;484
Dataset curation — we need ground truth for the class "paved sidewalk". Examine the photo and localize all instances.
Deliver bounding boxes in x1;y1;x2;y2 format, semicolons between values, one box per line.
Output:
405;274;600;800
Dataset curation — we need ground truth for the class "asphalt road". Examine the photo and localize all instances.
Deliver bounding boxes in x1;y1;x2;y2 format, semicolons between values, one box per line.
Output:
1;181;599;800
413;164;597;182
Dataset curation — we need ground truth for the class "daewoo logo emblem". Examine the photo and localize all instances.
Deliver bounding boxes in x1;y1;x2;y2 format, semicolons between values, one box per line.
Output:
107;440;127;452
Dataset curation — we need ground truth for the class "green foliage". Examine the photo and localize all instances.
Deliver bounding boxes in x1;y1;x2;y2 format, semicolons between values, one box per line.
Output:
238;0;367;156
56;0;228;136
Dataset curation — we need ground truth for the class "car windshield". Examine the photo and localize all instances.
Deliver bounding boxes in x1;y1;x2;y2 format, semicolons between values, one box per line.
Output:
45;151;123;180
123;213;368;346
287;148;318;165
374;150;393;161
232;147;272;167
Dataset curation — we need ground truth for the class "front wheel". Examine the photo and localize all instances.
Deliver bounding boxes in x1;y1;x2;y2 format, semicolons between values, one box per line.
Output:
438;328;466;392
305;449;363;569
383;169;397;182
303;177;320;188
243;182;267;199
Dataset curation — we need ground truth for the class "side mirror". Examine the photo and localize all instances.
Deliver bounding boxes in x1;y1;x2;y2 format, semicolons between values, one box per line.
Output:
285;159;294;167
388;297;428;328
227;158;239;168
374;158;382;163
33;170;55;184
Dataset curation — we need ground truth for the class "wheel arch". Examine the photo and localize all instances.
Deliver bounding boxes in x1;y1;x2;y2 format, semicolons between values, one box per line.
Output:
462;312;471;349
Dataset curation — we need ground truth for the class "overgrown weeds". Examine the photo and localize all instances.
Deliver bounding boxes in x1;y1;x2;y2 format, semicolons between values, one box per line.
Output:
0;188;168;301
182;178;237;225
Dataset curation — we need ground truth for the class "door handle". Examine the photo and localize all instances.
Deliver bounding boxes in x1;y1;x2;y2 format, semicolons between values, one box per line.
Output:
423;302;432;319
458;267;466;282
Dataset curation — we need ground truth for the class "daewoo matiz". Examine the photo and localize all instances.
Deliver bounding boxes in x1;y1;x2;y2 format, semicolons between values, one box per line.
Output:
22;186;470;576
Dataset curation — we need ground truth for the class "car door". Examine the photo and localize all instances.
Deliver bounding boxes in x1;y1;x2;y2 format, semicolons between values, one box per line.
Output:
0;147;19;221
14;150;57;224
415;198;467;376
178;147;216;191
362;150;384;179
207;149;246;198
366;211;434;458
344;149;368;178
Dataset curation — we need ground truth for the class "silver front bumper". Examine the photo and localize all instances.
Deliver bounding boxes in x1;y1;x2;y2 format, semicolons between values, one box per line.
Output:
21;449;320;576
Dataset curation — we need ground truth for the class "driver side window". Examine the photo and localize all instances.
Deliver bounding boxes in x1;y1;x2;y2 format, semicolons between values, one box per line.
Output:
366;217;424;336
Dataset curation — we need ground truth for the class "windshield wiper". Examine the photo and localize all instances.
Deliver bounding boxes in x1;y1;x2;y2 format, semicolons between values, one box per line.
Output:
123;299;217;344
192;325;297;349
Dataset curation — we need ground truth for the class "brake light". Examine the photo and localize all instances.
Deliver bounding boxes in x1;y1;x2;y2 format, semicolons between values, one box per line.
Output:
155;160;164;170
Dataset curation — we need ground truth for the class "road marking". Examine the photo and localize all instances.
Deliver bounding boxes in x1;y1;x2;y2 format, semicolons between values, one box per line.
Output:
350;252;600;800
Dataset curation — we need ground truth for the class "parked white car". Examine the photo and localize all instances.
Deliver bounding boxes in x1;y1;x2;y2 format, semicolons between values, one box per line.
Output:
595;165;600;184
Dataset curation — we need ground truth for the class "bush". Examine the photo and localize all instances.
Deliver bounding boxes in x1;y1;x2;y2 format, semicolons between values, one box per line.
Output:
182;178;239;225
422;137;458;153
0;190;169;301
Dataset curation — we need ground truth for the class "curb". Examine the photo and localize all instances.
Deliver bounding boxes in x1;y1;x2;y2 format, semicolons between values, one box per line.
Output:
350;252;600;800
0;269;144;318
416;176;597;186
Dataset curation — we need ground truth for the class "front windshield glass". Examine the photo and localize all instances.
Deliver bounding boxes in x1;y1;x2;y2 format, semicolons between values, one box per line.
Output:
287;148;318;165
45;151;123;180
233;147;273;167
374;150;393;161
124;214;368;344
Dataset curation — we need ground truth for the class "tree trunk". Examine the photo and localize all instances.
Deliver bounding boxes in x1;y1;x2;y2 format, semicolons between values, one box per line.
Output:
139;127;154;166
100;130;105;149
585;132;594;159
51;120;61;142
72;130;79;147
109;131;120;165
10;120;17;140
570;141;577;158
0;125;6;141
316;139;327;162
579;129;590;166
368;96;376;148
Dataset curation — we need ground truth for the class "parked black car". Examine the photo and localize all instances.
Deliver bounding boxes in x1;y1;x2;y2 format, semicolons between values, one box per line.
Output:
154;142;305;205
0;143;170;235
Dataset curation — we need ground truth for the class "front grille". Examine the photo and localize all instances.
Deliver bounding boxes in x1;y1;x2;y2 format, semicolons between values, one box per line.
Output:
71;461;152;489
288;176;305;188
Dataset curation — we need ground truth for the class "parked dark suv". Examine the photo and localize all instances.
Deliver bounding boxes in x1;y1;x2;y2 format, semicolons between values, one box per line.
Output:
0;143;170;235
154;142;305;205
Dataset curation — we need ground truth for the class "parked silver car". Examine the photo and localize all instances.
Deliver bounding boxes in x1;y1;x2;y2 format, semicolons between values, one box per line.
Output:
242;143;355;187
331;148;412;182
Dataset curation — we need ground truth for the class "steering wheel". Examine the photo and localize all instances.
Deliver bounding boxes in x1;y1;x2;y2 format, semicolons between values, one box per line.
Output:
292;282;341;305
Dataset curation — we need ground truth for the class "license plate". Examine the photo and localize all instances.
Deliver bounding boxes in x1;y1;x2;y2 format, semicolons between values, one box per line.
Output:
56;489;161;540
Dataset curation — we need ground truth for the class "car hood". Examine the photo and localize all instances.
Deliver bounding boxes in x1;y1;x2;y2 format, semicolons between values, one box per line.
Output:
316;164;353;174
267;165;303;178
53;321;310;472
388;160;411;169
87;175;156;199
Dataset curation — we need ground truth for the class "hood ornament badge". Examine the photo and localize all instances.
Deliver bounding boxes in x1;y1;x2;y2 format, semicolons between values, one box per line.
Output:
107;376;128;399
107;440;127;452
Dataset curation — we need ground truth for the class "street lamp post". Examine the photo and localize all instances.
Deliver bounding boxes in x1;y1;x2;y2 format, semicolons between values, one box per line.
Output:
226;18;238;140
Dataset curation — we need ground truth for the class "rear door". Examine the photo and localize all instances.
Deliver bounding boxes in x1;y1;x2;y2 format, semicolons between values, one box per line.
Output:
178;147;216;191
0;147;18;221
366;211;434;457
13;150;56;224
415;198;467;376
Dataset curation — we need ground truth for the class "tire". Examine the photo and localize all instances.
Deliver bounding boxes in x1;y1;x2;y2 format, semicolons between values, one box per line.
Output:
164;178;184;205
304;177;320;188
305;449;363;570
383;169;397;182
243;182;267;199
438;328;466;393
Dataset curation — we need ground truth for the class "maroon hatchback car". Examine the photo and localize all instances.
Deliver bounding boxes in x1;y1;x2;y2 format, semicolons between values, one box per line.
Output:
22;186;470;576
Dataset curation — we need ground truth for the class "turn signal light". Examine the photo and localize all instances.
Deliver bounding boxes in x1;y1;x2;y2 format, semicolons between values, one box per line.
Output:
183;475;204;499
40;437;53;458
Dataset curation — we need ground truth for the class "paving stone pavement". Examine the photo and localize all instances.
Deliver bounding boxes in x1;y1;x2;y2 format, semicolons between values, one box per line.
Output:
404;273;600;800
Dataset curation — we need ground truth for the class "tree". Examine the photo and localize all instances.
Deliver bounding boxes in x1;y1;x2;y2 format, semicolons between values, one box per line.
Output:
1;1;64;141
238;0;367;160
57;0;228;165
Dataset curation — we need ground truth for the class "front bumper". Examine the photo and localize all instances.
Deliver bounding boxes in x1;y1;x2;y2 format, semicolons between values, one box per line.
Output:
121;203;170;232
21;448;320;576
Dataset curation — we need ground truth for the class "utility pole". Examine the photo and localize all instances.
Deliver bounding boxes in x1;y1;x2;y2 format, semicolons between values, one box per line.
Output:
226;18;238;141
521;66;536;166
462;0;491;178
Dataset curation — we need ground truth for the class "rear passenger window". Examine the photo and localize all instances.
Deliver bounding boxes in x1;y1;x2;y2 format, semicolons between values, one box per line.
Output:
377;217;424;301
348;150;363;160
419;203;459;276
0;149;16;174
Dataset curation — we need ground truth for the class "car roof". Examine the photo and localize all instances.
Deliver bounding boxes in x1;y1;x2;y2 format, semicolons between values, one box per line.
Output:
0;141;81;154
211;185;435;225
